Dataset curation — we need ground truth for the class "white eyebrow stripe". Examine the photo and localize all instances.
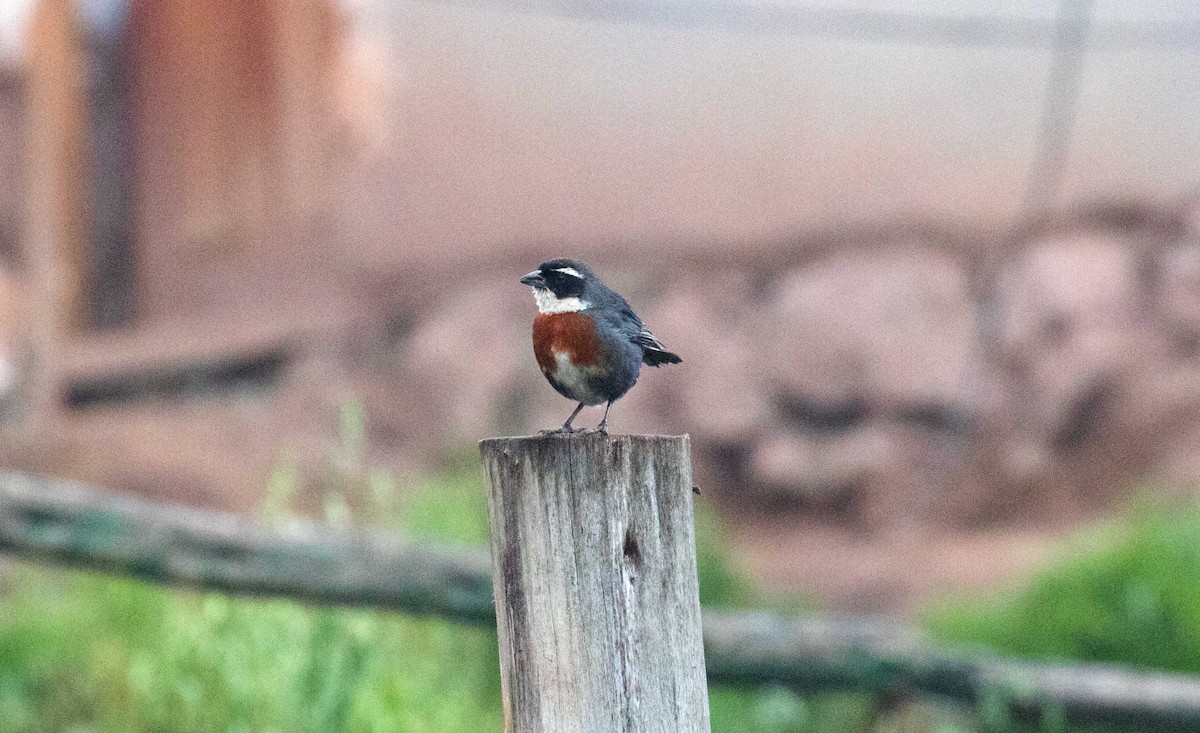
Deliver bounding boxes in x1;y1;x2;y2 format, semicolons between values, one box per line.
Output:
554;267;584;278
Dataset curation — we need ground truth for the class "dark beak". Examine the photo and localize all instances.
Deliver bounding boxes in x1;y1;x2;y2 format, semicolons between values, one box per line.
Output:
520;270;546;288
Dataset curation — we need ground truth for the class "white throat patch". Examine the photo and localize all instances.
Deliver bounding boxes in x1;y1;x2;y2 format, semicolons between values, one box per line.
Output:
533;288;587;314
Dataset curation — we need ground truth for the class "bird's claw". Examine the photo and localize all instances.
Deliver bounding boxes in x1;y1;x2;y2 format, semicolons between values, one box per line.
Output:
539;426;584;435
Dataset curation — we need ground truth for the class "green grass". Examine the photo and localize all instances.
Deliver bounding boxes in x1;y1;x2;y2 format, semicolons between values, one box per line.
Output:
0;402;847;733
2;401;1193;732
922;502;1200;733
0;570;503;733
2;471;1189;733
0;467;504;733
0;464;853;733
926;505;1200;677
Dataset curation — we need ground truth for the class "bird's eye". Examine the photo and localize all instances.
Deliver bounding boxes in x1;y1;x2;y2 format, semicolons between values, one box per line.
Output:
554;267;583;279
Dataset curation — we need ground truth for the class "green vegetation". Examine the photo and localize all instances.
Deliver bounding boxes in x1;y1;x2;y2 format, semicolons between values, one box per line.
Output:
927;505;1200;677
0;403;1194;732
0;460;849;732
0;402;837;733
0;462;506;733
0;458;855;732
0;569;502;733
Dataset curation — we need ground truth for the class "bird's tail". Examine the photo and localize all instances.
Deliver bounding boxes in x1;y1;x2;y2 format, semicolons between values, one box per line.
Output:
642;348;682;367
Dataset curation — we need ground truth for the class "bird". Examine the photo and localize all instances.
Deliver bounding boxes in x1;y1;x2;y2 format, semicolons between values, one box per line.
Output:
520;258;681;434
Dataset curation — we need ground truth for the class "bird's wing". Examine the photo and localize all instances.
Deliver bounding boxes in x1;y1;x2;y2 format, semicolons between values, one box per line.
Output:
635;327;668;352
596;289;682;366
635;326;682;366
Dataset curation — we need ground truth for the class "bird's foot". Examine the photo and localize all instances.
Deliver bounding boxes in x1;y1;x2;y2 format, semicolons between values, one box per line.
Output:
539;425;584;435
585;421;609;435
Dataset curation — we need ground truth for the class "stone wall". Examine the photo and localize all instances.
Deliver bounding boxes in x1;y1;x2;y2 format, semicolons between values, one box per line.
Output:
383;205;1200;530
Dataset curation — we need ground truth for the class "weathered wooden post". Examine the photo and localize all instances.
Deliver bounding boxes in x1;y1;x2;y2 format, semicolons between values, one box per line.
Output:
480;433;710;733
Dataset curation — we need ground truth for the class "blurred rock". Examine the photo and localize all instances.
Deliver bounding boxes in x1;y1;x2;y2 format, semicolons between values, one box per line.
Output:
349;218;1200;530
715;246;986;520
1156;240;1200;339
636;271;767;441
997;234;1148;442
760;247;979;411
392;278;528;444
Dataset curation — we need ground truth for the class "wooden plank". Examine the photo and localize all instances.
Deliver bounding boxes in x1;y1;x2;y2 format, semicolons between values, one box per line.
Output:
123;0;343;323
57;298;350;384
480;434;711;733
0;471;495;622
23;0;89;428
82;9;136;328
700;611;1200;730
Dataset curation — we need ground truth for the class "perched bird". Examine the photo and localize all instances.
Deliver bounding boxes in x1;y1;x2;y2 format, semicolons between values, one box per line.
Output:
520;258;681;433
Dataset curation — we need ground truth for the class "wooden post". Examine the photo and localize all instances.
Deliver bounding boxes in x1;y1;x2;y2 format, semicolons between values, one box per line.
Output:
24;0;90;429
479;434;710;733
82;4;137;328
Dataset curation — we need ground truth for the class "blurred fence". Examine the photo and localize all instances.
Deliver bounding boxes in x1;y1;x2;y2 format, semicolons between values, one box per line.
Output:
0;470;1198;731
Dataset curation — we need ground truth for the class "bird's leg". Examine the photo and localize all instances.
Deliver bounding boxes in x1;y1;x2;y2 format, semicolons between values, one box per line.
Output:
592;401;613;434
541;402;586;434
562;402;586;432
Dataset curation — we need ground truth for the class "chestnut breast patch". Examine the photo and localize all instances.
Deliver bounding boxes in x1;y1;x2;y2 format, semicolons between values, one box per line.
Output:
533;312;604;376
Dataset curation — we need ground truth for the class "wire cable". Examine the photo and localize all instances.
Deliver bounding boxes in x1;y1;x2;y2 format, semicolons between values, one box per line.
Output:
1018;0;1095;219
414;0;1200;50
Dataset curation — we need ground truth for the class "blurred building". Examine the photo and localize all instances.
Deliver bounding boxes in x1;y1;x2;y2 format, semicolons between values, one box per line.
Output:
16;0;345;327
0;0;365;508
3;0;1200;609
3;1;1200;327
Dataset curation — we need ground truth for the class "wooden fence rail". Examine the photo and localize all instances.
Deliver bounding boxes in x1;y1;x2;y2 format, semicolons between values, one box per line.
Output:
1;471;1199;730
0;471;495;622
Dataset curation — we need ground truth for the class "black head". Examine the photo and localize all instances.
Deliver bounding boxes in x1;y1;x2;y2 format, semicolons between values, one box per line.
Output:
520;258;597;299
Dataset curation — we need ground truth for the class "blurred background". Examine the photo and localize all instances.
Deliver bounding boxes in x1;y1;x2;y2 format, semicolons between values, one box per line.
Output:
3;0;1200;731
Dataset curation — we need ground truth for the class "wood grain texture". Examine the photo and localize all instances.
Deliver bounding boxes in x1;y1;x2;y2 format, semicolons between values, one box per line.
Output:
480;434;711;733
